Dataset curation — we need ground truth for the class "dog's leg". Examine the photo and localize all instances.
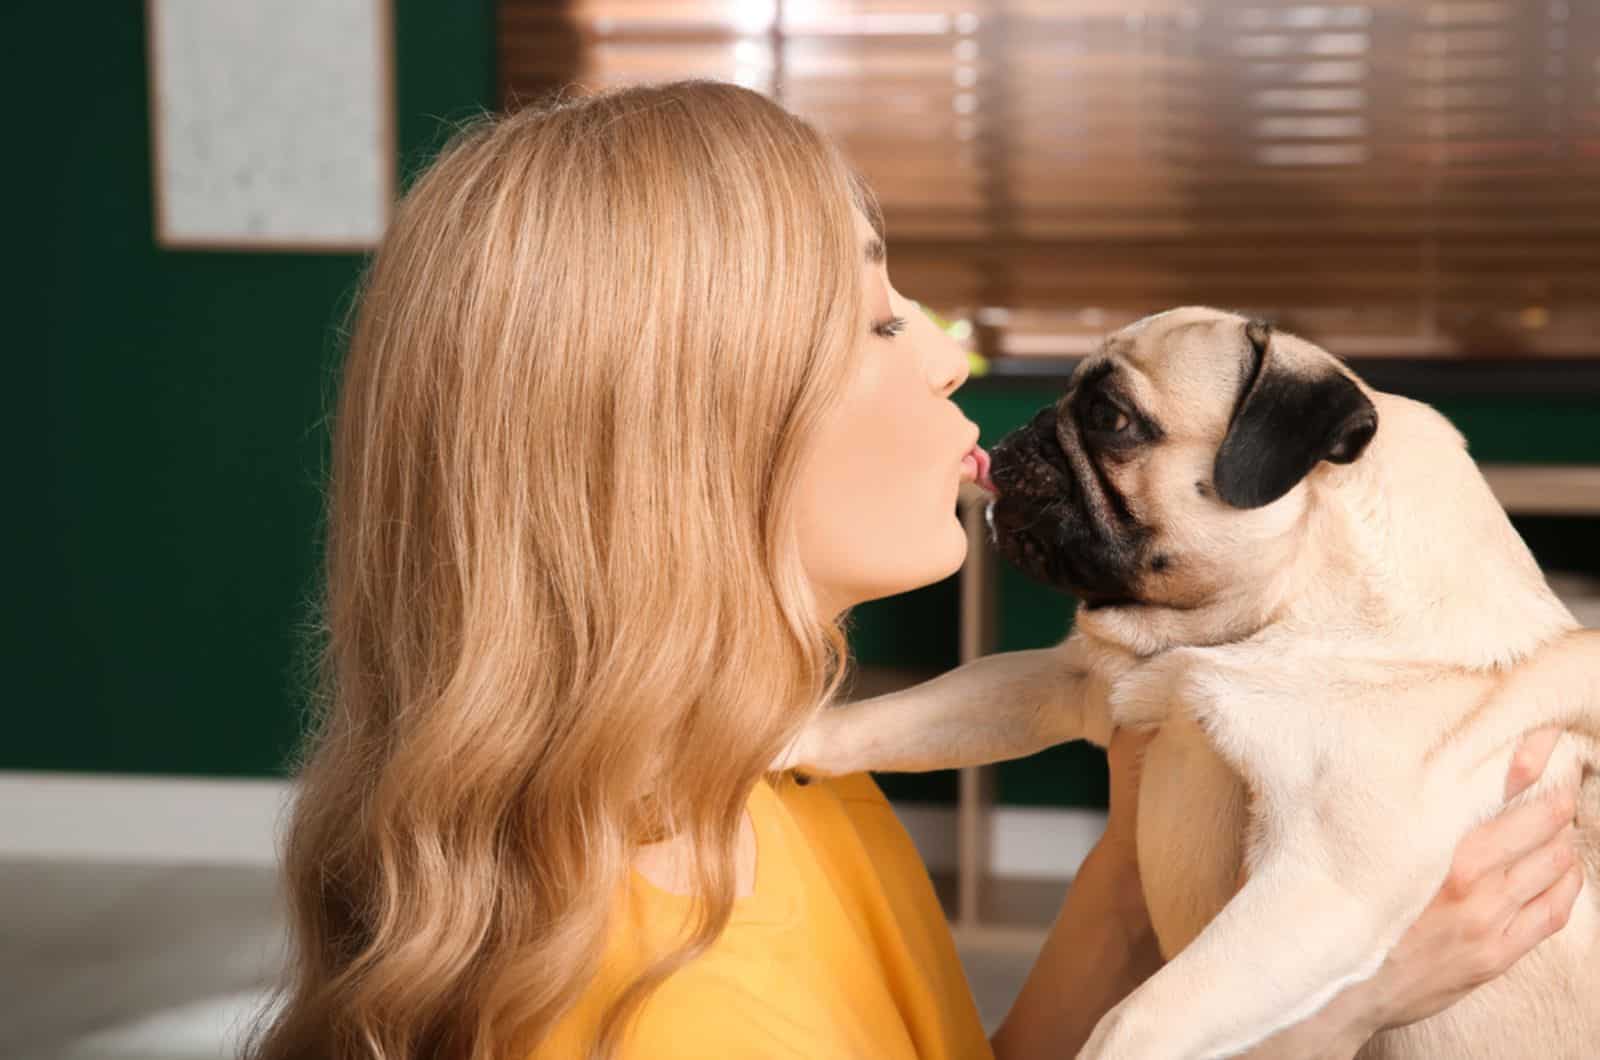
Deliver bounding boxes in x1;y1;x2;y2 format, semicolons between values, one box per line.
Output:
775;636;1123;776
1080;630;1600;1060
1078;817;1441;1060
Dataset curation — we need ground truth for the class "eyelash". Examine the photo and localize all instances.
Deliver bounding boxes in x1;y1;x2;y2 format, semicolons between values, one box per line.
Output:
873;315;908;339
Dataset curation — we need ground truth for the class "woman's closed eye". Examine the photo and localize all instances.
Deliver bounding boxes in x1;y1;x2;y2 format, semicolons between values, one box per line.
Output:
873;315;908;340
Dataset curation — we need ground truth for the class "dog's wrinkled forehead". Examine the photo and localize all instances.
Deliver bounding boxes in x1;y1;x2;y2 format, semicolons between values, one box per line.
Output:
1087;306;1258;436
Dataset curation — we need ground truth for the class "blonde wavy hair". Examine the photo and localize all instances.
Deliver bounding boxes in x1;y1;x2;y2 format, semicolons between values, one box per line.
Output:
243;80;882;1060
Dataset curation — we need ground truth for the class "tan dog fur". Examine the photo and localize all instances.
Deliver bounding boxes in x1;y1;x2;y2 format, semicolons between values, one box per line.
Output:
783;307;1600;1059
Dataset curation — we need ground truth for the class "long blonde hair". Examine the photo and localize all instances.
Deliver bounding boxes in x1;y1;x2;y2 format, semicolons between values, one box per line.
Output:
244;80;881;1059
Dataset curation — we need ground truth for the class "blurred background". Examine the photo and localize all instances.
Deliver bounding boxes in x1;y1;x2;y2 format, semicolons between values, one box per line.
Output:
7;0;1599;1056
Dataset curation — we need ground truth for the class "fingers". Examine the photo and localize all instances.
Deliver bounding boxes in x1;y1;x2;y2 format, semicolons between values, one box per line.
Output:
1445;785;1577;896
1500;863;1584;962
1504;726;1563;800
1502;823;1580;907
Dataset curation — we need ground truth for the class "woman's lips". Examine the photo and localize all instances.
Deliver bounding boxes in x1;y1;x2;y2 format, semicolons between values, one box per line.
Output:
961;445;995;494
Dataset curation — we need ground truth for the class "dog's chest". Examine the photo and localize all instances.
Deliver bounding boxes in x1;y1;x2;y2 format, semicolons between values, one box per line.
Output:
1136;715;1250;959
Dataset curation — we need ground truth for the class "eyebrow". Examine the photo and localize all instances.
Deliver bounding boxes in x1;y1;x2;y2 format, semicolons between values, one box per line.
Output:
1075;359;1117;393
864;237;885;265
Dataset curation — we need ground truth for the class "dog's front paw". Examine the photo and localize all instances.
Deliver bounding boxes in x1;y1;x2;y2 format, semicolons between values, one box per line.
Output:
770;709;846;777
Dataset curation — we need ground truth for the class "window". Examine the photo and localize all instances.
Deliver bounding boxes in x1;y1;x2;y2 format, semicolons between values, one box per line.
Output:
499;1;1600;360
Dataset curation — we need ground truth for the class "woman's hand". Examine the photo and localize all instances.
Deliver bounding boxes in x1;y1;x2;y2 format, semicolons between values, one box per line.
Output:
1248;727;1585;1058
1353;727;1584;1032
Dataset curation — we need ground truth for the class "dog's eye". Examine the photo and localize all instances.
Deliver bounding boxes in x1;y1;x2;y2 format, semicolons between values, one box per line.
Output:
1085;396;1130;434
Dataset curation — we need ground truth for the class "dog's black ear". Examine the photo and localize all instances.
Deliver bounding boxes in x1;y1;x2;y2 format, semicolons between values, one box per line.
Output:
1213;320;1378;510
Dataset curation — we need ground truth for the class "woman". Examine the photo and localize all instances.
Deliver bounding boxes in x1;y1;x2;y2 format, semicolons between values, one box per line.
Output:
244;80;1583;1060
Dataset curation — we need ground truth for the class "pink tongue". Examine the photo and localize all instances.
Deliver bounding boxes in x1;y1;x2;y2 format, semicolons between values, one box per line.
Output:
974;446;995;494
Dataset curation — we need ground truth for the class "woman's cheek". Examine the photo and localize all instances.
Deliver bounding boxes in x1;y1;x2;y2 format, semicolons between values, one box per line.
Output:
838;351;968;594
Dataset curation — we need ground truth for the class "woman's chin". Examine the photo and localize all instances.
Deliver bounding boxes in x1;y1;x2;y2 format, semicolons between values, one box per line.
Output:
832;518;973;610
941;516;971;576
906;520;971;591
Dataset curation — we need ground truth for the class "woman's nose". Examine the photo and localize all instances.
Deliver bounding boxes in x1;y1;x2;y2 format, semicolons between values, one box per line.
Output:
918;305;970;396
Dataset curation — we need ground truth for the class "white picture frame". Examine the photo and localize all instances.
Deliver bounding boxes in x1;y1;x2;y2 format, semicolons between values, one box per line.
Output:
145;0;395;251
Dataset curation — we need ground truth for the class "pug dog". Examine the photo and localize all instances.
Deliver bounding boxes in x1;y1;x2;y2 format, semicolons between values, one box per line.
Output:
780;307;1600;1059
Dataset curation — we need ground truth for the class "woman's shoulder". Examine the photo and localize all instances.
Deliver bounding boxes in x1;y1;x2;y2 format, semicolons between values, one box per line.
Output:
534;772;990;1060
767;769;929;898
530;781;818;1058
534;964;815;1060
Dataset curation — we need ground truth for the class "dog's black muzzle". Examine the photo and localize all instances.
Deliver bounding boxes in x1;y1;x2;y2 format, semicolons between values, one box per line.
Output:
987;404;1146;607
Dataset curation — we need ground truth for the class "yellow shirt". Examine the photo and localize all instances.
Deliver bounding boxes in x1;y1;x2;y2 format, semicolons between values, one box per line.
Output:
535;771;995;1059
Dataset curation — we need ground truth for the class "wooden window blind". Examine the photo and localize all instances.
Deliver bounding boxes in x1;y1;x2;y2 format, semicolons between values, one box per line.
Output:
498;1;1600;359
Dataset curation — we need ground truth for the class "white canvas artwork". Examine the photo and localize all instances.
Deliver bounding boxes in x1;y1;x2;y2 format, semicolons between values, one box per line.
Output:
147;0;393;250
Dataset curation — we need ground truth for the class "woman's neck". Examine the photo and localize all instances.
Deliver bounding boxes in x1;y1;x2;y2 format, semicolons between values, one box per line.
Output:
632;795;760;898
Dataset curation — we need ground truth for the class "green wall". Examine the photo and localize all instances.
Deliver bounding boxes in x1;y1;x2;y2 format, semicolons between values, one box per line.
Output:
11;9;1597;813
10;1;495;777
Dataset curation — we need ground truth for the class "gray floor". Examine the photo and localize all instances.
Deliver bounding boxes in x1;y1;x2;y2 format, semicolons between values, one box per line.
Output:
2;858;1036;1059
1;859;285;1060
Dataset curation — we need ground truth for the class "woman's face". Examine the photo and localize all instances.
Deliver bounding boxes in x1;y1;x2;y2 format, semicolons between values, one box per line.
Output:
794;206;984;619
